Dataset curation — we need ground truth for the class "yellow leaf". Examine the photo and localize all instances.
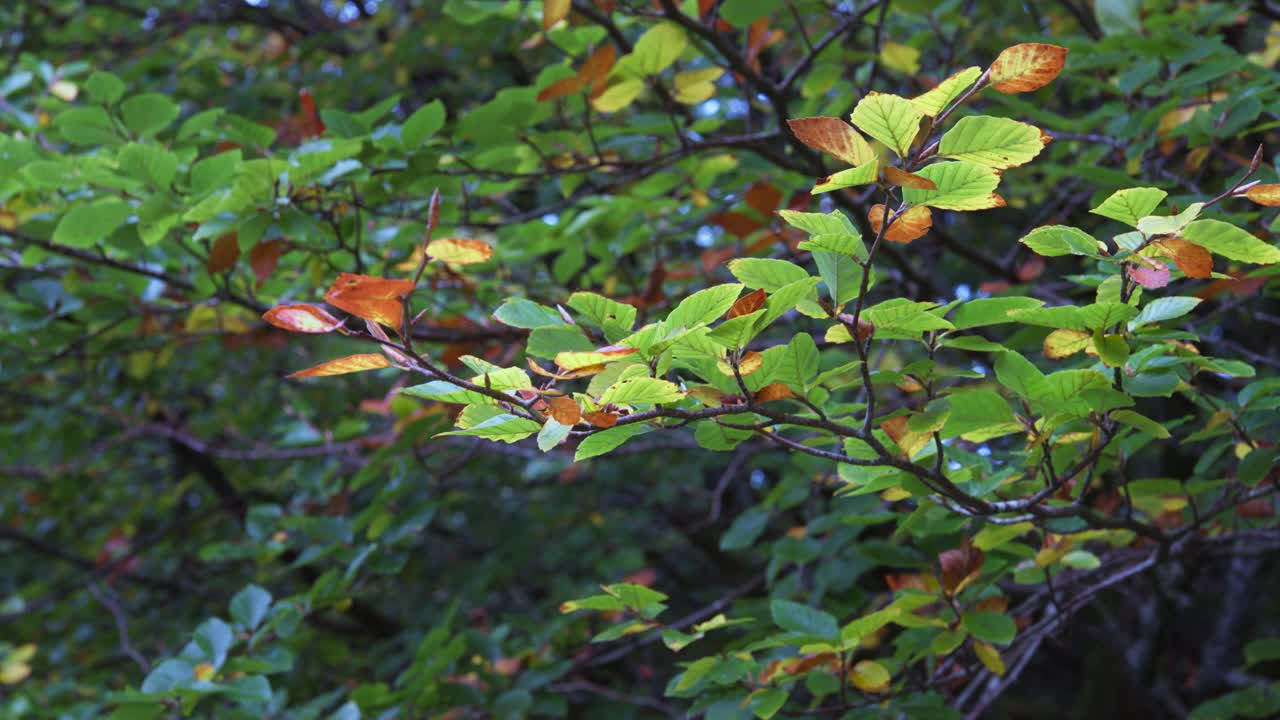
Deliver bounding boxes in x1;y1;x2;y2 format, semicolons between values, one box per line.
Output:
425;238;494;265
591;79;644;113
1245;183;1280;206
193;662;216;682
849;660;891;693
543;0;571;31
555;345;638;371
50;80;79;102
880;42;921;75
287;353;393;378
1043;328;1091;359
974;642;1005;676
673;68;723;104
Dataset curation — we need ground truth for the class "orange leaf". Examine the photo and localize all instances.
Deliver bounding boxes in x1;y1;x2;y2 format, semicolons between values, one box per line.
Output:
583;411;619;428
744;182;783;217
298;88;325;138
755;383;793;402
287;353;392;378
938;539;984;595
726;288;766;319
548;395;582;425
786;117;875;167
717;350;763;376
883;166;937;190
263;304;344;333
989;43;1068;93
537;76;583;102
249;239;286;288
1154;238;1212;279
555;345;638;371
881;415;930;459
323;273;415;330
1244;183;1280;206
579;44;617;94
712;211;763;238
869;204;932;243
208;233;240;274
544;0;571;31
426;238;494;265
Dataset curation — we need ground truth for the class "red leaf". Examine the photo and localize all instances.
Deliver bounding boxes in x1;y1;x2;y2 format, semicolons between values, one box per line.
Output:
1127;259;1171;289
249;239;287;288
207;233;240;274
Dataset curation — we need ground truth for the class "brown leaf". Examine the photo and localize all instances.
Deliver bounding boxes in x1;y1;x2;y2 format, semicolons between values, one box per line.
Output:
989;43;1068;93
744;182;783;217
883;166;937;190
1244;183;1280;206
579;44;617;95
727;288;767;319
1126;258;1171;289
712;211;763;238
324;273;416;330
786;116;875;166
1154;237;1213;279
287;353;392;378
249;239;286;288
537;76;583;102
583;411;619;428
544;0;571;31
548;395;582;426
208;233;240;274
754;383;794;402
263;305;344;333
938;539;984;595
869;204;932;243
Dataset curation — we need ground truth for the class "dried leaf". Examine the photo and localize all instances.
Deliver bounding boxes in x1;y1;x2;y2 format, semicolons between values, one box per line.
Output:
208;233;240;274
884;166;937;190
938;539;984;595
287;353;392;378
786;116;875;166
1154;238;1212;279
262;305;344;333
323;273;416;330
583;411;619;428
1244;183;1280;206
727;288;767;319
544;0;570;31
989;43;1068;93
249;239;286;288
548;395;582;425
755;383;794;402
869;204;933;243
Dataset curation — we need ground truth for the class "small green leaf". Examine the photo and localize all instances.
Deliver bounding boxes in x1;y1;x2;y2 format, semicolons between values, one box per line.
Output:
1090;187;1168;227
851;93;924;157
54;199;132;248
938;115;1048;168
120;93;180;136
962;611;1017;645
771;599;838;639
402;99;445;147
1019;226;1103;257
1181;220;1280;264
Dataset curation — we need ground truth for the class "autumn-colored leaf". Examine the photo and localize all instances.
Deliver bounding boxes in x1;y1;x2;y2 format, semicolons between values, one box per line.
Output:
1244;183;1280;206
717;350;763;376
786;116;875;167
208;233;240;274
298;88;325;138
426;238;494;265
881;415;930;458
849;660;891;693
249;239;286;288
579;44;617;95
263;304;344;333
544;0;571;31
583;410;619;428
548;395;582;425
712;211;764;238
287;353;392;378
1154;238;1213;279
727;288;766;319
989;43;1068;93
745;182;783;217
938;539;984;595
324;273;415;329
537;76;583;102
1127;258;1170;289
528;358;606;379
755;383;793;402
1043;328;1091;359
193;662;215;682
883;166;937;190
869;204;932;243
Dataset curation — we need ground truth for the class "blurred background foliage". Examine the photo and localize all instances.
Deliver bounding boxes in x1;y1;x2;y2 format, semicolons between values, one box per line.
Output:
2;1;1280;718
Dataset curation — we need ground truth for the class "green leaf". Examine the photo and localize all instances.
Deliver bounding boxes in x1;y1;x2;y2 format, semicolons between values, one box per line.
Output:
527;325;594;358
812;250;864;307
1245;638;1280;666
951;297;1044;329
567;292;636;342
1019;225;1103;257
230;585;272;630
1181;219;1280;264
54;199;132;247
1092;332;1129;368
120;93;180;136
811;160;879;193
600;377;684;406
1136;202;1203;236
863;299;954;336
940;389;1023;441
911;66;982;116
1238;447;1279;487
629;22;687;76
962;611;1017;645
973;522;1034;550
575;424;649;461
1090;187;1168;227
86;71;126;104
719;0;783;26
1110;410;1170;438
492;298;566;328
439;414;541;443
118;143;178;187
938;115;1048;168
666;284;745;329
1130;297;1202;329
902;161;1002;210
770;599;839;639
55;107;121;145
720;507;770;550
728;258;811;291
141;659;194;694
851;93;924;157
751;688;789;719
537;419;573;451
402;99;445;147
776;209;858;237
994;351;1049;400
